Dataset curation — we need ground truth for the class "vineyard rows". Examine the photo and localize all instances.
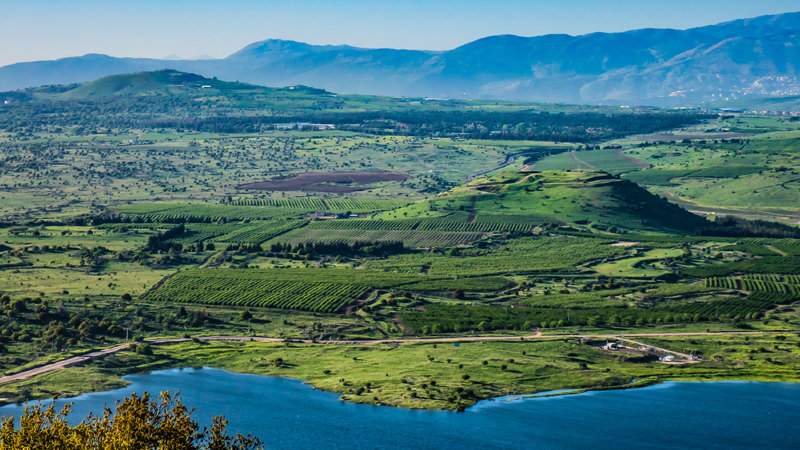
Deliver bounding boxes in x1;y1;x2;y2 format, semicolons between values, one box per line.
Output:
271;228;485;248
683;256;800;277
705;274;800;297
217;220;307;244
368;236;622;276
305;216;536;233
738;238;800;255
228;198;326;210
666;293;791;319
144;275;369;312
180;223;245;243
116;204;309;222
143;268;510;312
227;198;409;213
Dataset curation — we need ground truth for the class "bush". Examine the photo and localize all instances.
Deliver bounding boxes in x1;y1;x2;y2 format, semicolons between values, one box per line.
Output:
135;343;154;355
0;392;260;449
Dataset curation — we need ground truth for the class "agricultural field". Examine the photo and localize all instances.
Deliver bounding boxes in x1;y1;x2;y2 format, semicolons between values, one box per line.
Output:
591;248;685;278
271;228;485;249
532;149;648;173
0;131;568;219
364;235;627;276
228;197;410;213
239;171;411;193
145;273;371;313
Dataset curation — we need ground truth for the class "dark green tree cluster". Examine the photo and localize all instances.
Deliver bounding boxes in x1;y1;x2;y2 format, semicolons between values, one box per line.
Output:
269;240;404;256
698;216;800;239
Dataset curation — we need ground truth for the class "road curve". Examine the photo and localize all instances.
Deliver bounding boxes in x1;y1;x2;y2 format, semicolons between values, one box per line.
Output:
0;330;796;386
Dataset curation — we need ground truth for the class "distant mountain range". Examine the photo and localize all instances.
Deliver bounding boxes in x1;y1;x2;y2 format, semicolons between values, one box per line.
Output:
2;12;799;106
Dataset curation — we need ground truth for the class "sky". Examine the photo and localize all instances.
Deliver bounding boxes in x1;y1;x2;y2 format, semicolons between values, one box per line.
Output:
1;0;798;67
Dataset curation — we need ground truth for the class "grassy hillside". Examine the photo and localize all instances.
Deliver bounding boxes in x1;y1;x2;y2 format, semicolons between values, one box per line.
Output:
59;70;257;99
378;170;708;233
22;69;340;106
530;116;800;224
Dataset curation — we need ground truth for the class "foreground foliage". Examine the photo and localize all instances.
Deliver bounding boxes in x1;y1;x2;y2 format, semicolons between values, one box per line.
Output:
0;391;261;449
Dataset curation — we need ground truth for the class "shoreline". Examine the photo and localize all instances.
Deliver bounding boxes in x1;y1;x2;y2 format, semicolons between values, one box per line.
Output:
3;364;800;414
2;332;799;411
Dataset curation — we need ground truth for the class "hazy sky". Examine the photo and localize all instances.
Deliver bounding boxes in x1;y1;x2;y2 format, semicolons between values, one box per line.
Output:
1;0;798;67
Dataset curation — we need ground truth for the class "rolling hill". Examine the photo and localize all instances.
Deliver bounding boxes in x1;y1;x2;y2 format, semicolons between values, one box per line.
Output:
1;69;353;110
0;12;798;105
379;170;710;233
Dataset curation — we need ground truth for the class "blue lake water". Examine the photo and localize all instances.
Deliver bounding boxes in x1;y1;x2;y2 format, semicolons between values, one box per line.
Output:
1;368;799;449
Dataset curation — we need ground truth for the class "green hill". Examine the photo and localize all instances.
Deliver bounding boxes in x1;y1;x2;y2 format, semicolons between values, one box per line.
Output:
63;70;212;98
379;170;709;233
17;69;334;102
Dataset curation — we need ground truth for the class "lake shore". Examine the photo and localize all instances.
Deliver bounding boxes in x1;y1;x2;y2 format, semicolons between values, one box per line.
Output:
3;368;799;450
2;333;799;411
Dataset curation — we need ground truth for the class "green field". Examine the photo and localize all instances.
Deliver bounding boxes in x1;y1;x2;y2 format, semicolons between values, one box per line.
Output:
533;149;648;173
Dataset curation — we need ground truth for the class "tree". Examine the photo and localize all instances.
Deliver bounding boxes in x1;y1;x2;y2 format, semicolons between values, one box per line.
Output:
0;391;261;449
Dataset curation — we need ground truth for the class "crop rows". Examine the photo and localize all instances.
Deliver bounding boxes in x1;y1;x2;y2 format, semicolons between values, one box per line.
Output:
305;217;535;233
147;267;429;291
143;268;515;312
180;223;245;243
307;219;422;231
368;236;623;276
271;228;485;248
738;238;800;255
144;275;369;312
116;204;307;222
217;220;307;244
415;219;532;233
666;293;790;318
228;198;326;210
226;198;409;213
322;198;410;213
683;257;800;277
705;275;800;297
97;223;169;231
718;244;779;256
400;276;511;292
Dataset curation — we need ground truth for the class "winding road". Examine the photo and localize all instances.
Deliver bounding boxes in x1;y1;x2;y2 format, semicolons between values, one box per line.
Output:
1;330;796;386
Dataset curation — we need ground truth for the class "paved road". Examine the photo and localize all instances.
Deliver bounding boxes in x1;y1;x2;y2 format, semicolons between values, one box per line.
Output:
1;330;796;385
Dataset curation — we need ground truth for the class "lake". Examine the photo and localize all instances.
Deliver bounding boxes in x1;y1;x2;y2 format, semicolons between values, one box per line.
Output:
2;368;799;449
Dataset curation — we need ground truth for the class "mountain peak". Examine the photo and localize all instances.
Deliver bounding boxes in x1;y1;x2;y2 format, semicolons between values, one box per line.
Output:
1;11;799;105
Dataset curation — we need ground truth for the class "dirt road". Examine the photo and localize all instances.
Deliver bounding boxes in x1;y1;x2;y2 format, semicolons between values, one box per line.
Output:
569;151;594;169
0;344;131;385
